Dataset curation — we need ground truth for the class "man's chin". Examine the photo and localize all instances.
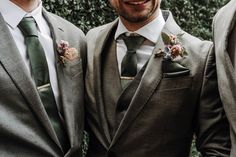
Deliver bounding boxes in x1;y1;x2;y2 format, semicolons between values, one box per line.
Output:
121;14;149;23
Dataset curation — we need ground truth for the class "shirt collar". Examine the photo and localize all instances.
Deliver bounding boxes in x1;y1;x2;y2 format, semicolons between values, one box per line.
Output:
0;0;43;30
115;10;165;43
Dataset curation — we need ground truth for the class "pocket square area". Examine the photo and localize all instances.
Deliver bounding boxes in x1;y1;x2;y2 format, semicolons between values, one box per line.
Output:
162;61;190;78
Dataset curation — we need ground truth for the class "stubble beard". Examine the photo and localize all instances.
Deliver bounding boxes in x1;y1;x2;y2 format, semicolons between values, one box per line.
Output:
117;0;158;24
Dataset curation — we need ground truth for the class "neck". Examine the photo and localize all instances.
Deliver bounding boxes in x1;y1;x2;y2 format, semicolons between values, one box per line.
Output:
121;10;159;32
10;0;40;12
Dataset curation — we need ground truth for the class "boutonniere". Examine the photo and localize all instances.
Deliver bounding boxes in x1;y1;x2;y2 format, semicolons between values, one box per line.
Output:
155;32;187;60
57;40;80;65
155;32;190;77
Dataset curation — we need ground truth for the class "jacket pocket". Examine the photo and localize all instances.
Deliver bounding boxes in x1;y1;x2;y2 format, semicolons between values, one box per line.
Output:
157;76;193;91
64;58;83;78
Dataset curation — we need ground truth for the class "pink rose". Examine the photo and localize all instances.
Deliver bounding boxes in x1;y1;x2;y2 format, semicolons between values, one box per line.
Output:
171;44;183;58
57;40;79;64
64;47;79;61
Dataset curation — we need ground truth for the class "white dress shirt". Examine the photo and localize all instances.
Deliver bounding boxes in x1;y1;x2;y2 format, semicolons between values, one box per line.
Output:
0;0;60;106
114;11;165;74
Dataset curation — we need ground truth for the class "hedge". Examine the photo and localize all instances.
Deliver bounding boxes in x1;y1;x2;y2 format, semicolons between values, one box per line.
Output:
43;0;229;40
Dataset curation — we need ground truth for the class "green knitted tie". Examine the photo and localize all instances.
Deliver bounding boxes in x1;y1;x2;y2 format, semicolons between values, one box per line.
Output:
18;17;69;153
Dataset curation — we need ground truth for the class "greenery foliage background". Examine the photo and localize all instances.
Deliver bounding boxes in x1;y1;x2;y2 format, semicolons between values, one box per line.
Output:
43;0;229;40
43;0;230;156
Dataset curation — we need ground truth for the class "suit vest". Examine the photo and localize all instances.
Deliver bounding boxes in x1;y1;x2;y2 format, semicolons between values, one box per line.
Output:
101;31;147;139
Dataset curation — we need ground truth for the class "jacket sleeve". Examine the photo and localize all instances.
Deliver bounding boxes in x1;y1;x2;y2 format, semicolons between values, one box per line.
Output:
196;45;231;156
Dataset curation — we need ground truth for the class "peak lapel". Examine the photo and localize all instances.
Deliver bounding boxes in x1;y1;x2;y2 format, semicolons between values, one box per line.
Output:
0;13;59;146
110;11;183;146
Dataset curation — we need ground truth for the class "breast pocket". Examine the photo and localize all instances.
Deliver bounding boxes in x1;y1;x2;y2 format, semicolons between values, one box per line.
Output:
150;76;194;111
64;58;83;79
157;76;193;91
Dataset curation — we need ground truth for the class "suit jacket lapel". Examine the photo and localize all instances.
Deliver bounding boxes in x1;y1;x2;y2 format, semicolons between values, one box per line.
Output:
214;0;236;63
93;20;119;147
0;13;59;146
214;0;236;129
42;9;80;150
110;11;183;146
110;38;164;146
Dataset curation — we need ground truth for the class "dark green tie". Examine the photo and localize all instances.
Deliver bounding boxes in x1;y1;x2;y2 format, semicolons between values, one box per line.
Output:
18;17;69;153
121;34;145;77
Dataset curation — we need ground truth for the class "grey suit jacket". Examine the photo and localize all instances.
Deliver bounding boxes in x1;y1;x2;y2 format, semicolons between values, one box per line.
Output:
213;0;236;156
0;9;86;157
85;10;230;157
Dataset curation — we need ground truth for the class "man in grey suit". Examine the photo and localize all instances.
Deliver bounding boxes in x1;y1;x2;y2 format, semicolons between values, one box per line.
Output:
213;0;236;155
85;0;230;156
0;0;86;156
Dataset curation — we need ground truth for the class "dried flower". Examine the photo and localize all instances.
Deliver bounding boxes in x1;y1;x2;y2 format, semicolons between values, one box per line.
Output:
156;32;187;60
171;44;184;58
57;40;79;64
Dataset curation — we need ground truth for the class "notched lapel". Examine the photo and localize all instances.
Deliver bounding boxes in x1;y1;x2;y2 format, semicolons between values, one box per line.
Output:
43;10;78;150
0;13;59;146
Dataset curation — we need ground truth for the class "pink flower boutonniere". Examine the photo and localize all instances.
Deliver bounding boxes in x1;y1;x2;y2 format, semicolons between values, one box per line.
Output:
155;32;187;60
57;40;80;64
155;32;190;77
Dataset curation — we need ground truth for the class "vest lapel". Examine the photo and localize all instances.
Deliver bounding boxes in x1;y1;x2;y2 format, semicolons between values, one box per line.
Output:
115;63;146;130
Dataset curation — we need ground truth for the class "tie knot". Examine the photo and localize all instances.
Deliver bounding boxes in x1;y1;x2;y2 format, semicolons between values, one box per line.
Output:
120;34;145;52
18;17;38;37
